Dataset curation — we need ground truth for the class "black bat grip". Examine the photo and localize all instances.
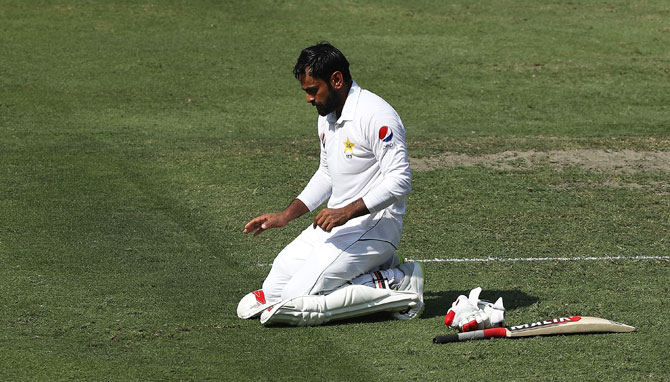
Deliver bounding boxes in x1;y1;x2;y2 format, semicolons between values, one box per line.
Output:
433;333;460;344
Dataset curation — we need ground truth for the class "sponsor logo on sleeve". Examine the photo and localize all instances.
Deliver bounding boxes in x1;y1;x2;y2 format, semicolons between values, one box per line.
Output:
379;126;395;148
379;126;394;142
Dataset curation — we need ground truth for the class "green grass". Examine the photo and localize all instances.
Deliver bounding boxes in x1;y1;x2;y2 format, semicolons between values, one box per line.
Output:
1;0;669;380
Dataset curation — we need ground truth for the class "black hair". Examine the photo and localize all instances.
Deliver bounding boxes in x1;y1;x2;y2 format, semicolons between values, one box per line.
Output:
293;42;352;85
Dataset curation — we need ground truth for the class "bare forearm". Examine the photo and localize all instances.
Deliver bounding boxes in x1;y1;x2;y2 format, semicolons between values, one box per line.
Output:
343;198;369;220
282;199;310;222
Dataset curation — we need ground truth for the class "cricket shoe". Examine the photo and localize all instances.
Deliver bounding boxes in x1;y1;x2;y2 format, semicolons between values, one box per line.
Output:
237;290;281;319
391;261;425;320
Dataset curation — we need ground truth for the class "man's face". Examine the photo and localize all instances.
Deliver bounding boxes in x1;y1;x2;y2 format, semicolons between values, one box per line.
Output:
299;71;339;116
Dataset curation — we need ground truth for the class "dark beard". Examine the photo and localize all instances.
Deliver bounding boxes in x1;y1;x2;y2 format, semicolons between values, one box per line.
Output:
315;86;339;116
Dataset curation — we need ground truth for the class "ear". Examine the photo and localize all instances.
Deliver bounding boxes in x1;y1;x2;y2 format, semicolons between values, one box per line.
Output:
330;71;344;90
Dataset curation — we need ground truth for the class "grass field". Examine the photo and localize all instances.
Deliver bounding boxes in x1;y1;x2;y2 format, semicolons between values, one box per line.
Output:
1;1;669;380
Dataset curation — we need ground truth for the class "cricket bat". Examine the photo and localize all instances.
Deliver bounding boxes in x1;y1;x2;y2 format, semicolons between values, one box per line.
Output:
433;316;635;344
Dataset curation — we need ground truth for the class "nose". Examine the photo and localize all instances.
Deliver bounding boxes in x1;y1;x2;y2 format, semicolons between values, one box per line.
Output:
305;93;315;104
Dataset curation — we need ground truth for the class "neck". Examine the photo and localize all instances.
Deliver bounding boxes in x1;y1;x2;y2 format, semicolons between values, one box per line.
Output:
335;82;352;119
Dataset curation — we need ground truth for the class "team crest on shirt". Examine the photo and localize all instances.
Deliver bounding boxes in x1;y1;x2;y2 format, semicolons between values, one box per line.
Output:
343;137;354;158
321;133;326;149
379;126;395;148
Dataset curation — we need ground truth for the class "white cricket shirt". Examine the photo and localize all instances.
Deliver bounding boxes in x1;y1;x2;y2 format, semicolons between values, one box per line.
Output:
297;81;411;220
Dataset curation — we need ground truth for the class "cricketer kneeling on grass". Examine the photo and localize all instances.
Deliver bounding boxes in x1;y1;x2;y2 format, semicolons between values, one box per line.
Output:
237;42;425;326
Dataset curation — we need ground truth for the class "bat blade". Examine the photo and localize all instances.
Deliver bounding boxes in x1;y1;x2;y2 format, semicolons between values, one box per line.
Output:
433;316;635;344
507;316;635;337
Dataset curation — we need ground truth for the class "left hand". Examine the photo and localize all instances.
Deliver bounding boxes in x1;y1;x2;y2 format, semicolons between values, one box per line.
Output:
313;207;351;232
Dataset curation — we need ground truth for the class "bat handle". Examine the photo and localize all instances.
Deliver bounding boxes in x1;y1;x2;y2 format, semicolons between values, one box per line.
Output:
433;331;483;343
433;327;507;344
433;333;463;343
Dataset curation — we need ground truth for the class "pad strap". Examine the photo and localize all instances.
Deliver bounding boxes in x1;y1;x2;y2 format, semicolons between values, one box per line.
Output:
372;271;390;289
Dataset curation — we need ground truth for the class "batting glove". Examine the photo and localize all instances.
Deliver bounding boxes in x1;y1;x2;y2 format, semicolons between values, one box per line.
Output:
444;287;506;332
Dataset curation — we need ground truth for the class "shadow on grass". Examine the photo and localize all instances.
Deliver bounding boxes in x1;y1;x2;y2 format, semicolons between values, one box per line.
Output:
422;289;539;319
262;312;404;327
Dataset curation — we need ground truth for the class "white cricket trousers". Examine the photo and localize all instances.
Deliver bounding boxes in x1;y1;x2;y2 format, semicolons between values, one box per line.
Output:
262;211;402;301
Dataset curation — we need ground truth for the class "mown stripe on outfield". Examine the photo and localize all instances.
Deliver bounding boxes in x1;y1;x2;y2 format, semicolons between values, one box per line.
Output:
405;255;670;263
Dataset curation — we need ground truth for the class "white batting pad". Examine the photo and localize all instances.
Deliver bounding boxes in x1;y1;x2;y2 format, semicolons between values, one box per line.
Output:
260;285;421;326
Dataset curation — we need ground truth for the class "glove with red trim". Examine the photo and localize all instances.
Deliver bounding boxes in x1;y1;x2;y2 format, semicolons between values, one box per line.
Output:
444;287;506;332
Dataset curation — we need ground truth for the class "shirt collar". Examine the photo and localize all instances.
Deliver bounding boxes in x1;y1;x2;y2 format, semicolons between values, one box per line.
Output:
326;81;360;125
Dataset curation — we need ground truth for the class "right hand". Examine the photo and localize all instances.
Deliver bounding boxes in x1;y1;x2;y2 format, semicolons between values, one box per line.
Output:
243;212;289;236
